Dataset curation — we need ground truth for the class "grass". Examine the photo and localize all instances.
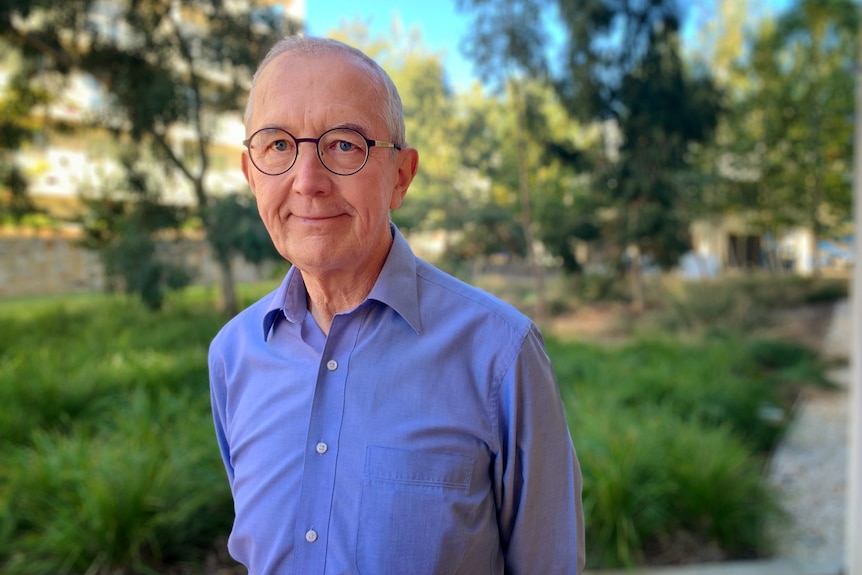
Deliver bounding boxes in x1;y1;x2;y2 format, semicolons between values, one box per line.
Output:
548;334;823;566
0;273;837;572
0;293;232;574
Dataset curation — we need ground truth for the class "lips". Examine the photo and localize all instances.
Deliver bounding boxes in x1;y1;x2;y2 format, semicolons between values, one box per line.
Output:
292;213;341;220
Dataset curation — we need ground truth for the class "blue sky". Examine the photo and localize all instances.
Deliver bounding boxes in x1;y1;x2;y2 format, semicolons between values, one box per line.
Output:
304;1;475;89
304;0;792;91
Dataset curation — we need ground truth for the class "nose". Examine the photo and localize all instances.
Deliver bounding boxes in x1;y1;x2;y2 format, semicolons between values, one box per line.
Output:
291;141;331;195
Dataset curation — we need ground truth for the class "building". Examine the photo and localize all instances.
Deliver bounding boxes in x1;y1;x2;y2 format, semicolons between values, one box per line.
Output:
5;0;305;220
0;1;305;297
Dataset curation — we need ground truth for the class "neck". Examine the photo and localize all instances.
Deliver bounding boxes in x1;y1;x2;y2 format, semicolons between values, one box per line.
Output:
304;272;377;335
301;248;391;335
298;225;395;335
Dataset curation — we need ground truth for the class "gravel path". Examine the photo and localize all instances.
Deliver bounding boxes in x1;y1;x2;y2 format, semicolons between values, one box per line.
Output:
766;299;851;565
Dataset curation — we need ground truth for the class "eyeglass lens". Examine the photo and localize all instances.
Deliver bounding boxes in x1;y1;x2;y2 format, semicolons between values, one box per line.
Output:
246;128;371;176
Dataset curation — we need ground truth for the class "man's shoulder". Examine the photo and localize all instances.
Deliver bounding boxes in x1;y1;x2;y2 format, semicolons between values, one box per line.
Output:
210;287;280;351
414;259;533;333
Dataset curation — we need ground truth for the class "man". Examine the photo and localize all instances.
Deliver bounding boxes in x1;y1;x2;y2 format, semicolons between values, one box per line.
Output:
208;35;585;574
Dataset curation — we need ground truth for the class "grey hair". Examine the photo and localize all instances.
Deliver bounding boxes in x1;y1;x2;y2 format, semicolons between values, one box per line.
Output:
244;36;407;148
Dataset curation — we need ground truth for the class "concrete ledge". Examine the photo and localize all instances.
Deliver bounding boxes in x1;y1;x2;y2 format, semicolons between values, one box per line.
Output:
587;558;843;575
821;298;851;363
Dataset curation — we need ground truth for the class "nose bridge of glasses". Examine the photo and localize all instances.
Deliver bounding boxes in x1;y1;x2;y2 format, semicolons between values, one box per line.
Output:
292;136;326;168
293;136;321;152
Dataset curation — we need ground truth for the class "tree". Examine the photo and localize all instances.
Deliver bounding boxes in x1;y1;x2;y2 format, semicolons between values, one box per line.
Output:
339;21;465;236
206;191;281;281
327;16;600;295
78;151;192;310
531;86;603;274
554;0;721;311
444;85;528;271
455;1;721;311
458;0;553;322
0;42;44;223
1;0;296;314
454;78;602;277
78;143;278;310
725;0;857;272
687;0;752;89
328;21;491;269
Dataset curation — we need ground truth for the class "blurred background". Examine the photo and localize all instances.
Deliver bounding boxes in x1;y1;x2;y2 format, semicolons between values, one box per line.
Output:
0;0;856;573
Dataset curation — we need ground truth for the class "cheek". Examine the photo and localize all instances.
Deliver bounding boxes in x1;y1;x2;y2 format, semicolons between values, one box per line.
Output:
252;190;284;233
355;170;399;214
251;180;281;213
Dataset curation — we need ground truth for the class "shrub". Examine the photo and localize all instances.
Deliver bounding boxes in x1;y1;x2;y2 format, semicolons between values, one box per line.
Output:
647;273;848;335
1;390;232;574
549;333;818;568
0;284;829;571
0;294;235;574
571;404;779;567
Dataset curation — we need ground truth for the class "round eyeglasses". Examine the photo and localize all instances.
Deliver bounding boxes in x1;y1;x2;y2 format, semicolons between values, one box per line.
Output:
243;127;402;176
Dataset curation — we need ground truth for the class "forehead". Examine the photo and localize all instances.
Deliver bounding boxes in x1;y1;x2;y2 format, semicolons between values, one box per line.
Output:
250;51;385;133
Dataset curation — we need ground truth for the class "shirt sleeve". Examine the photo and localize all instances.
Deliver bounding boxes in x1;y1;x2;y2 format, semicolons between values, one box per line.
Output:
208;344;235;486
494;325;585;574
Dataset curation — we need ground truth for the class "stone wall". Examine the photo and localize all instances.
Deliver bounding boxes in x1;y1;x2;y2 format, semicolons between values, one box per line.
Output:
0;229;274;299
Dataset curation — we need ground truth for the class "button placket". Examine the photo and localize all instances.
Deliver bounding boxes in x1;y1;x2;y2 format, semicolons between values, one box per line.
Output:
292;314;365;572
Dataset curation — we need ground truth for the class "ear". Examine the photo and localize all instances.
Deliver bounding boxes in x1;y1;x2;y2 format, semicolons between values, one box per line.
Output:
389;147;419;210
241;151;258;195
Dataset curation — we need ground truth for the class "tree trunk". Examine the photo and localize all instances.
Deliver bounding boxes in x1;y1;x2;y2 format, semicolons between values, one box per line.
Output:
629;244;645;314
511;81;547;324
198;186;239;317
217;253;239;317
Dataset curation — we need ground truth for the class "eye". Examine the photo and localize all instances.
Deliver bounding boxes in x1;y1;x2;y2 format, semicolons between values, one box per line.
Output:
273;139;290;152
336;140;355;153
323;130;366;152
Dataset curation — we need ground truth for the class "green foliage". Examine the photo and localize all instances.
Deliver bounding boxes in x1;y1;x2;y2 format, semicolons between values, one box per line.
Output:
572;273;630;303
548;330;825;567
574;404;774;566
0;42;46;223
79;154;192;310
386;37;463;233
718;0;857;241
586;3;721;274
0;293;234;574
456;0;722;311
534;175;602;273
0;280;829;571
205;192;280;266
1;1;298;314
650;274;848;334
654;278;771;333
457;0;549;89
2;394;230;575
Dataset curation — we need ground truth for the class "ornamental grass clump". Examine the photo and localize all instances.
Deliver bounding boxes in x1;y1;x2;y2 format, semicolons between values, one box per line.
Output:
0;286;830;572
549;333;821;568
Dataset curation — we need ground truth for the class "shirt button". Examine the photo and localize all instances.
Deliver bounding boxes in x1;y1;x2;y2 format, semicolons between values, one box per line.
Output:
305;529;318;543
326;359;338;371
315;442;328;454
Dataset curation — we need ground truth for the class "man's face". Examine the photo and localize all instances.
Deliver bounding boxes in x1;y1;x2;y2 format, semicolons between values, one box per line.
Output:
242;52;417;282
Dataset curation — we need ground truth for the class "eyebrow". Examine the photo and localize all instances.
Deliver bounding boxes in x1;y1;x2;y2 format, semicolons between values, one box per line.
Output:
329;122;373;137
255;122;374;137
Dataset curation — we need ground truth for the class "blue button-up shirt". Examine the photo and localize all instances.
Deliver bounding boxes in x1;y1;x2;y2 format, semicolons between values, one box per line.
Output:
209;225;585;574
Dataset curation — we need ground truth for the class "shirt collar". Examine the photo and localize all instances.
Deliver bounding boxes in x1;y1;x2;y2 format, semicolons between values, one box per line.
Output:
262;223;422;341
367;224;422;334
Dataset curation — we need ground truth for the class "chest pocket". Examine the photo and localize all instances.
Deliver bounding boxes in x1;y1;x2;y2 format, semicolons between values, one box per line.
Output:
356;446;476;575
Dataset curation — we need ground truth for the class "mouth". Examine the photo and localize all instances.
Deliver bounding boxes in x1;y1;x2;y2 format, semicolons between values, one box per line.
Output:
290;213;344;223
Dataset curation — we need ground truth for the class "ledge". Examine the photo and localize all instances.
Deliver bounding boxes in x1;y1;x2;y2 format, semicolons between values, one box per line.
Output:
587;558;843;575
